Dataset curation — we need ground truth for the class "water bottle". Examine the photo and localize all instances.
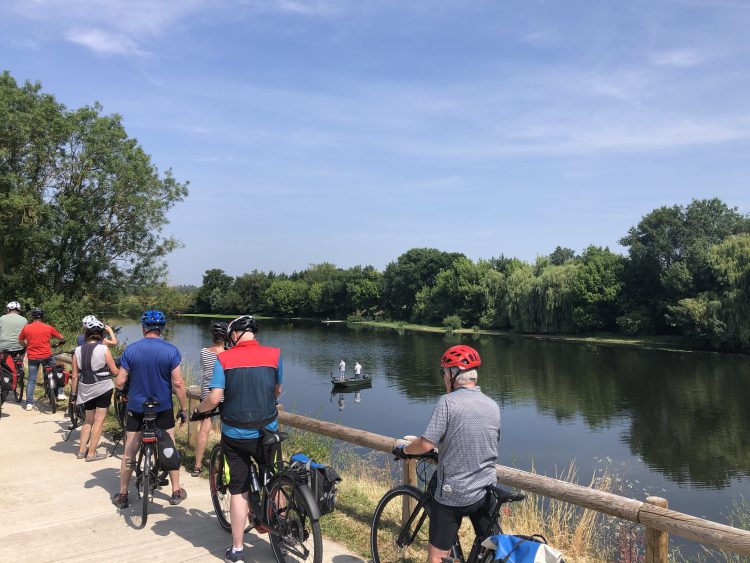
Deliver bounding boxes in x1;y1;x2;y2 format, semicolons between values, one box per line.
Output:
248;465;260;493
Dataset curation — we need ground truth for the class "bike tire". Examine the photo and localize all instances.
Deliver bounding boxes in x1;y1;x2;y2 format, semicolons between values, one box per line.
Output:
371;485;430;563
209;443;232;531
139;446;152;528
114;395;127;431
48;383;57;414
267;473;323;563
13;370;23;403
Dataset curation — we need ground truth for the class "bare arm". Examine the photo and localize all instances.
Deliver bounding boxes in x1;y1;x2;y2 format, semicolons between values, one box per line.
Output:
198;387;224;412
103;325;118;347
114;367;128;390
275;383;282;398
104;348;119;375
71;353;79;395
403;437;435;456
171;365;187;412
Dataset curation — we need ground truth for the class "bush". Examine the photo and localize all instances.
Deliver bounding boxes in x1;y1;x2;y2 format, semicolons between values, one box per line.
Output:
442;315;462;332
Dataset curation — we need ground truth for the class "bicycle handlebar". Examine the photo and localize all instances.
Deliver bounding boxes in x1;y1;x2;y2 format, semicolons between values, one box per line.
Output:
190;407;220;422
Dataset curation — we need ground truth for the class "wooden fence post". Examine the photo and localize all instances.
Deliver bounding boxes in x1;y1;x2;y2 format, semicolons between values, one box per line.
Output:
402;459;417;526
645;496;669;563
187;386;199;448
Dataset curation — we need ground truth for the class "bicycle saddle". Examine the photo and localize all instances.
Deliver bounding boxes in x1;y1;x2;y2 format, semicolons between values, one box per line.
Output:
142;397;161;410
262;430;288;446
488;485;525;504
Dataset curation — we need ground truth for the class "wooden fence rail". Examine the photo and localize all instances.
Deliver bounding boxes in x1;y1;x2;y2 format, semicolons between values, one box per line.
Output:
52;354;749;563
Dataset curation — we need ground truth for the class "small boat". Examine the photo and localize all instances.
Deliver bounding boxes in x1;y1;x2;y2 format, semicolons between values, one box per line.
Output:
331;375;372;389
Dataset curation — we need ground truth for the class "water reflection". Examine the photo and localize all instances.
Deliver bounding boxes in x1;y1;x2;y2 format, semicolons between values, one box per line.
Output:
114;317;750;493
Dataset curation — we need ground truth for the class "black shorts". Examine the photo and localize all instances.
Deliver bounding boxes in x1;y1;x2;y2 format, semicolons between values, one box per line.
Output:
429;493;495;551
221;434;262;495
84;388;113;410
126;408;175;432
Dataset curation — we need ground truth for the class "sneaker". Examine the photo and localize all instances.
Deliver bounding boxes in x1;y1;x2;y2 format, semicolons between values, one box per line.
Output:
57;392;67;401
25;403;33;411
112;492;129;509
170;487;187;505
224;548;245;562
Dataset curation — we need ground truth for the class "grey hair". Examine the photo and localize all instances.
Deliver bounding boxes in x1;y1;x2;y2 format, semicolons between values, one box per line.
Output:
454;368;478;386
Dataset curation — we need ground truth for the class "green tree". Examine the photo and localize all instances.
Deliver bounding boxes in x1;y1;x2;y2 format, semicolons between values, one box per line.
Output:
195;268;233;313
549;246;576;266
382;248;465;321
571;246;624;332
0;72;188;300
265;279;308;317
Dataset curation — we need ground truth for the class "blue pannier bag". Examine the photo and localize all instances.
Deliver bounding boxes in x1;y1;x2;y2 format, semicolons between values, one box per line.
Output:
481;533;564;563
289;452;341;516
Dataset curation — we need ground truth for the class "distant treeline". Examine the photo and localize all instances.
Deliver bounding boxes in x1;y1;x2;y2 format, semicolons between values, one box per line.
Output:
189;198;750;351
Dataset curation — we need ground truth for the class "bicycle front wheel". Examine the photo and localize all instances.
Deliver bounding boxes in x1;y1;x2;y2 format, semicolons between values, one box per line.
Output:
209;444;231;531
371;485;431;563
267;474;322;563
48;383;57;413
114;394;127;431
13;371;23;403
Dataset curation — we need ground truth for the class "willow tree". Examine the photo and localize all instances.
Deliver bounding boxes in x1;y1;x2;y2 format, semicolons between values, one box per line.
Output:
0;71;188;302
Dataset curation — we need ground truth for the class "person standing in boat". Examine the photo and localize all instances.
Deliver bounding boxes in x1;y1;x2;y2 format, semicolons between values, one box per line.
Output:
354;361;362;379
338;359;346;381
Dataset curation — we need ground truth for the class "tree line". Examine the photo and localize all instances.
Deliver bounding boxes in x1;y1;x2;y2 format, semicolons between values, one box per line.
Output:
193;198;750;351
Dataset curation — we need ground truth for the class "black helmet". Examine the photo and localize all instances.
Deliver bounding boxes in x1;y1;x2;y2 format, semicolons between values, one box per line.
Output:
30;307;44;319
211;321;228;340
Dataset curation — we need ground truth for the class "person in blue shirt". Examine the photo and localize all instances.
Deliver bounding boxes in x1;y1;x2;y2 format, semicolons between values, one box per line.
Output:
195;315;282;563
112;310;188;509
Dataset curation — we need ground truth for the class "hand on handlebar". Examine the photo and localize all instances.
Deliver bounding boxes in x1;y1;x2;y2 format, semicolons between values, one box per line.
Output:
178;409;187;427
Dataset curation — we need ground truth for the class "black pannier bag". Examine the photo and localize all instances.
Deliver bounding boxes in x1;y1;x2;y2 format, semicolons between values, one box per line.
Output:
156;428;181;471
289;453;342;516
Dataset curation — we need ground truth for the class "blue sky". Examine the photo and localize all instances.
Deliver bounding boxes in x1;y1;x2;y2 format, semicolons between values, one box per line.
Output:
2;0;749;285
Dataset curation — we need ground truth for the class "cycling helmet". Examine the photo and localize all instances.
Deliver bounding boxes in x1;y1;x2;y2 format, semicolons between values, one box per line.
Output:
211;321;228;341
82;314;98;327
440;345;481;371
226;315;258;346
141;309;166;332
30;307;44;319
83;318;105;332
6;301;21;311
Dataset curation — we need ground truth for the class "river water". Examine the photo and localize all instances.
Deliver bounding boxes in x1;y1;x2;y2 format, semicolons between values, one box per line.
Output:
115;316;750;541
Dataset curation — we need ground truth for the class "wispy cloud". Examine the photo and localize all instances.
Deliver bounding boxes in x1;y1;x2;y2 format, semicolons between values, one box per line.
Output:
66;28;148;56
650;49;704;68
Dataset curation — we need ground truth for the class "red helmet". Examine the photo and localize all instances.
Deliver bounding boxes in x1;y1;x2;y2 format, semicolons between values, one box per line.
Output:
440;345;481;371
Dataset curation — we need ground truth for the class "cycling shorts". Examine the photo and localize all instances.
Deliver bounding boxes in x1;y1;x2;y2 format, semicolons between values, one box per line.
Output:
126;408;175;432
429;492;495;551
84;388;113;410
221;434;263;495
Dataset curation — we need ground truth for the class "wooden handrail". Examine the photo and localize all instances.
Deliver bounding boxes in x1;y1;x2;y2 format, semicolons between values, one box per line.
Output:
177;386;750;559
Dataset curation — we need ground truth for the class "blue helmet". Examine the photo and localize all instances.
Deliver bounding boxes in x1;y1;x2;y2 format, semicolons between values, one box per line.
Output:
141;310;166;331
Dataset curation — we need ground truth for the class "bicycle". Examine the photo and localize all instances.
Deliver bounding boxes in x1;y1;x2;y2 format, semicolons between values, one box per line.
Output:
192;409;324;563
7;349;25;404
370;451;526;563
109;374;128;456
40;345;68;414
124;396;169;529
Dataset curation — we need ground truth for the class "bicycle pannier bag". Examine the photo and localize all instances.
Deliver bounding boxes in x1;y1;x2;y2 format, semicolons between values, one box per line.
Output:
482;534;564;563
156;429;181;471
289;452;342;516
1;353;17;392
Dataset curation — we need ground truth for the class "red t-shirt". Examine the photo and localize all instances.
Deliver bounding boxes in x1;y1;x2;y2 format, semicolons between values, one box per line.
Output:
18;321;64;360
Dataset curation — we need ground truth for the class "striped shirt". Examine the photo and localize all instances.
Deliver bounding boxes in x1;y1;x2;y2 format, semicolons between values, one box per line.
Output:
199;348;218;400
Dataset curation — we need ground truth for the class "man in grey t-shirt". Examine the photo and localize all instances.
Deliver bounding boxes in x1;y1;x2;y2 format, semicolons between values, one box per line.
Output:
393;345;501;563
0;301;28;352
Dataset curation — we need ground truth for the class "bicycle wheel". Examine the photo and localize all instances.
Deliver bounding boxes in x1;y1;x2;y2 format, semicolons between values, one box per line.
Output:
48;382;57;414
371;485;430;563
267;473;323;563
13;369;23;403
136;446;152;529
114;392;127;431
209;444;232;531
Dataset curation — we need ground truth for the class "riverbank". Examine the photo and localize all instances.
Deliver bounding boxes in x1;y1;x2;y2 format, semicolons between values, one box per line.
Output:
179;313;706;354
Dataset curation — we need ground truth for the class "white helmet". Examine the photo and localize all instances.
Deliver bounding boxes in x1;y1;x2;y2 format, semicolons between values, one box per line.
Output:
6;301;21;311
83;318;105;331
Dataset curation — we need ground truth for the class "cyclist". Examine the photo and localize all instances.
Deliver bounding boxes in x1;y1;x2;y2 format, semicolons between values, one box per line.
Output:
76;315;118;347
112;310;188;509
71;318;119;461
0;301;27;353
194;315;283;563
18;308;66;410
392;345;501;563
191;321;227;477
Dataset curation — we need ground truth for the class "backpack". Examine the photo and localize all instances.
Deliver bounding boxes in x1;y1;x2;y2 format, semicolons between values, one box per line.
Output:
0;353;17;393
481;534;564;563
156;429;181;471
289;452;342;516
